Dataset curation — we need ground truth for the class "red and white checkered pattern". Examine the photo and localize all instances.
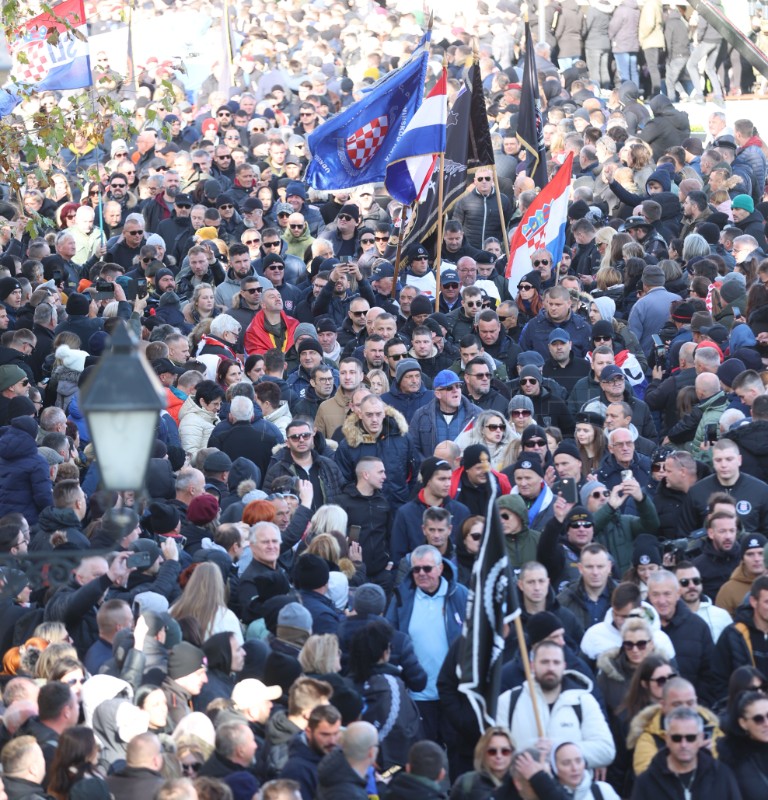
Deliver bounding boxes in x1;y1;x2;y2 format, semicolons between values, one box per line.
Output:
521;202;551;252
345;116;389;170
16;40;50;83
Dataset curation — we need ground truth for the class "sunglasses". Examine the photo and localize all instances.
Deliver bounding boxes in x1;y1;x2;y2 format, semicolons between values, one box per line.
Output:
266;264;285;270
289;224;304;230
351;310;368;317
518;284;534;291
533;259;550;266
591;490;610;499
679;577;702;587
650;672;678;685
468;532;483;541
278;212;290;218
593;335;612;342
412;255;428;261
216;155;232;160
375;236;389;241
622;639;650;651
65;213;76;219
484;423;504;431
412;565;434;574
243;239;261;245
669;734;699;743
569;521;593;529
338;214;354;222
520;378;538;386
361;238;375;245
182;763;202;773
487;747;512;756
476;176;493;182
510;409;532;418
745;713;768;725
125;230;144;236
110;183;126;189
300;112;315;117
263;241;281;248
499;512;515;520
471;372;491;380
217;111;231;117
525;439;546;447
175;203;192;209
243;287;262;294
444;282;459;289
465;300;483;308
219;204;234;210
288;432;313;441
498;315;510;322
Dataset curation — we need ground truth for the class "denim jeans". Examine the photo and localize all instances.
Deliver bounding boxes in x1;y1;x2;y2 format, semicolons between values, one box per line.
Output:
687;41;723;97
614;52;638;85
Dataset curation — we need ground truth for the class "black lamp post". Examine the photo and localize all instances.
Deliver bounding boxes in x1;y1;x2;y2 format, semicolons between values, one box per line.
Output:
79;320;165;493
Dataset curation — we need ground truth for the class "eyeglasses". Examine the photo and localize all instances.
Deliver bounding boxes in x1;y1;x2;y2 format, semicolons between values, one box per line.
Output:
289;224;304;230
476;176;493;182
243;287;262;294
338;214;354;222
602;377;625;386
591;490;610;499
243;239;260;245
217;111;232;117
465;300;482;308
568;521;593;529
745;713;768;725
487;746;513;756
649;672;678;685
484;423;504;431
263;241;281;248
679;577;702;587
300;112;315;117
622;639;650;651
468;532;483;541
533;259;550;266
520;378;538;386
471;373;491;380
288;432;313;441
412;565;434;574
510;409;532;418
669;734;699;744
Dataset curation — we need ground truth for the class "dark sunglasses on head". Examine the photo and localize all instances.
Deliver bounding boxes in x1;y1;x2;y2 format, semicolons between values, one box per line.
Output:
679;577;702;587
412;565;434;574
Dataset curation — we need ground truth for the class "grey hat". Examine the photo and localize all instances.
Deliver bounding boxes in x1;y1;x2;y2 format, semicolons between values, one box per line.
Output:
519;365;542;383
517;351;545;368
204;450;233;474
641;265;665;287
37;446;64;466
295;322;318;340
353;583;386;616
579;479;605;507
395;358;422;385
277;602;313;633
508;395;534;414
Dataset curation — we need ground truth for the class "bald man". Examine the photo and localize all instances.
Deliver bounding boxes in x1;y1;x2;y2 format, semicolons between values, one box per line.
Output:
667;371;729;463
107;732;164;800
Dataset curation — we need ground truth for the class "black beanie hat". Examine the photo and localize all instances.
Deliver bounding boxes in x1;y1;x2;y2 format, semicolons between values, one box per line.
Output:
168;642;206;679
527;611;563;645
294;553;330;591
463;443;491;471
419;456;452;485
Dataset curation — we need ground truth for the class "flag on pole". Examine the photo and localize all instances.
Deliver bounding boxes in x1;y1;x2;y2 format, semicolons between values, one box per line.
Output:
9;0;92;92
305;34;430;191
517;22;548;189
458;474;519;728
468;59;495;173
506;153;574;296
384;68;447;206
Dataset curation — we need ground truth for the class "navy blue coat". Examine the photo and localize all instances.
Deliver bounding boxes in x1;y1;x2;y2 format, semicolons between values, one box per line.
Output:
0;422;53;525
380;385;434;422
519;308;593;359
298;589;343;635
390;494;471;564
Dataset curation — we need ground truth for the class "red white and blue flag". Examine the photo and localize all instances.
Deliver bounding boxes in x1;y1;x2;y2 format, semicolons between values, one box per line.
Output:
305;31;430;191
384;68;447;205
506;153;574;297
9;0;92;92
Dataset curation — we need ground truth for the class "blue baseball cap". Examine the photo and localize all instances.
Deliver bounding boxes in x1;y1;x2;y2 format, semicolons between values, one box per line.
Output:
548;328;571;344
433;369;462;389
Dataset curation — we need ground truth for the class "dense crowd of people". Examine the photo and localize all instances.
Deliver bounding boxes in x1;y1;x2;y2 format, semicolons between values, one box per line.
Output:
2;1;768;799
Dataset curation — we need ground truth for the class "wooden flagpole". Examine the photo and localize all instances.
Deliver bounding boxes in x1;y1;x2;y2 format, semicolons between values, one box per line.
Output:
513;614;545;738
433;152;445;312
491;166;512;263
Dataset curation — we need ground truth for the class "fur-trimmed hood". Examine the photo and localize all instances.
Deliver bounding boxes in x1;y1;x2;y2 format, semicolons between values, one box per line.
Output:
341;404;409;447
596;646;633;683
626;703;662;750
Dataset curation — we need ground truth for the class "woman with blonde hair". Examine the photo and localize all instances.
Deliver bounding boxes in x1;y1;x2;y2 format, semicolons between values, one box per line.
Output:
595;227;618;269
455;410;518;470
364;368;390;395
170;562;243;644
183;282;218;326
36;642;79;681
450;725;515;800
306;505;348;542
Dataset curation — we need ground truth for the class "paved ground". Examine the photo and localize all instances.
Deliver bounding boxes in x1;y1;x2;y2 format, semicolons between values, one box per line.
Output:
679;94;768;131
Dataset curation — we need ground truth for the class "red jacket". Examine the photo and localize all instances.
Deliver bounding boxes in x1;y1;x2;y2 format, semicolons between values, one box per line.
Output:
244;310;299;355
449;467;512;498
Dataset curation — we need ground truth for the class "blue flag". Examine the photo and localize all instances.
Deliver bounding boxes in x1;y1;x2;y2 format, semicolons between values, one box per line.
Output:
305;37;429;191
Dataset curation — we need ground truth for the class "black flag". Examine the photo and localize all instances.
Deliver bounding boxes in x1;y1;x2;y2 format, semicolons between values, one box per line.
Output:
457;476;519;728
468;61;495;173
518;22;548;189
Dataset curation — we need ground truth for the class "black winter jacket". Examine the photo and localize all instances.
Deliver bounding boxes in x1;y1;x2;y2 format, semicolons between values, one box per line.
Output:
630;747;741;800
680;472;768;535
334;483;393;575
712;605;768;699
693;538;742;600
718;731;768;800
452;188;513;249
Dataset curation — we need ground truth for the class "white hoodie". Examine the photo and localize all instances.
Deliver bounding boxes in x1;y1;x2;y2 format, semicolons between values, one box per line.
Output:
580;601;676;661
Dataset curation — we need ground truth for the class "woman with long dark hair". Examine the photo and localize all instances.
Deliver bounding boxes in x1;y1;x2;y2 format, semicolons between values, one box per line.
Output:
48;726;107;800
719;690;768;798
348;619;422;770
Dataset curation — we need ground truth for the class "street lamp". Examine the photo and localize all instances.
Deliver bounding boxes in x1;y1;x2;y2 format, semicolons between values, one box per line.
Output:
79;320;165;492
